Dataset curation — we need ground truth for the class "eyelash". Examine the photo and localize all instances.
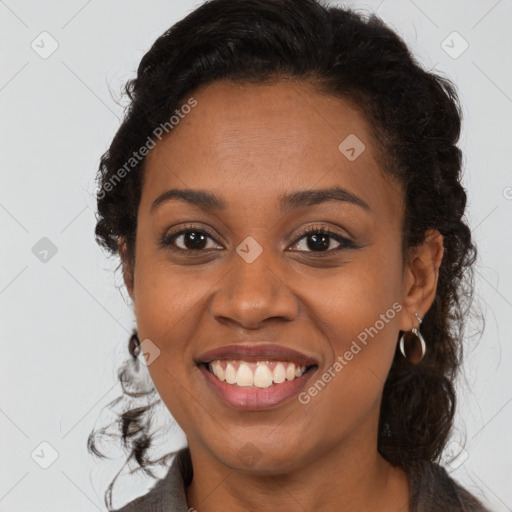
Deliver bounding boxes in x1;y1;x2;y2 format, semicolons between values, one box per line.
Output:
160;223;356;255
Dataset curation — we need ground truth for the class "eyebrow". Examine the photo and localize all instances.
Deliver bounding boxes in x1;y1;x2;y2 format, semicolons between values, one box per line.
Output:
150;185;371;214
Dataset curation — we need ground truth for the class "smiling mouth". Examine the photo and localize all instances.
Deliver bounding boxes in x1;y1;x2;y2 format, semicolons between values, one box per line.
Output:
203;360;317;388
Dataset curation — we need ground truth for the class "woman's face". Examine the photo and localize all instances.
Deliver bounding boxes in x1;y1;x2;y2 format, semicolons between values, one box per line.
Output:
123;80;436;473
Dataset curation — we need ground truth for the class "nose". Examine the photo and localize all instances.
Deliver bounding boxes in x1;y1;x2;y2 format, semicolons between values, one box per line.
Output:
209;245;299;330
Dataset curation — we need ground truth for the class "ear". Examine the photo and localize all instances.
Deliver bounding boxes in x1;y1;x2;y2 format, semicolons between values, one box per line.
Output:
118;237;135;301
398;229;444;331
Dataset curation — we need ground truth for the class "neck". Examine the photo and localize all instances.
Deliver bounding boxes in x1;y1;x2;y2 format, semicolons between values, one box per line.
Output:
185;422;410;512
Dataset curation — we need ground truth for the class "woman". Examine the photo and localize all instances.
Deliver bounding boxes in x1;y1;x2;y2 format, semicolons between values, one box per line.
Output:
89;0;491;510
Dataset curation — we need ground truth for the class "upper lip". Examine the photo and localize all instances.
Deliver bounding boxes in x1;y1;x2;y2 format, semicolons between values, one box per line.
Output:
196;343;318;367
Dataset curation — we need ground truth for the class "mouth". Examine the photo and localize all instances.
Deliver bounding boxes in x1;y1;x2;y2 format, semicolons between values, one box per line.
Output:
204;360;313;387
195;344;319;409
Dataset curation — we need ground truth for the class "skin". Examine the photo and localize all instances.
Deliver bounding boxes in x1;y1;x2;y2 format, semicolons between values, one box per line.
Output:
119;79;444;512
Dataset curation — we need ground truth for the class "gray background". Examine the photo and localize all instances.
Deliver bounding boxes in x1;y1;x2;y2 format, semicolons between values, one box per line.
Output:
0;0;511;510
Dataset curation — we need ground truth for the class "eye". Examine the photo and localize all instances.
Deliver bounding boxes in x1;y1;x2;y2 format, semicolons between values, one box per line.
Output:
290;225;356;254
160;224;222;252
160;224;357;255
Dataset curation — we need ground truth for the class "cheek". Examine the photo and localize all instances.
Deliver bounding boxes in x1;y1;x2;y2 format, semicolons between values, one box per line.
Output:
292;286;402;449
297;247;403;404
307;278;401;389
130;248;210;427
130;238;209;384
307;243;403;339
132;257;209;355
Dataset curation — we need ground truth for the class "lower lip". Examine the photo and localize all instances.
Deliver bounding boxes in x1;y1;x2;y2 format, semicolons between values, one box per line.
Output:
199;364;317;410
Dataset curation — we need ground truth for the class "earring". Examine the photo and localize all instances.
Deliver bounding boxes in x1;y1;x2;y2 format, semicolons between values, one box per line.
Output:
399;312;426;362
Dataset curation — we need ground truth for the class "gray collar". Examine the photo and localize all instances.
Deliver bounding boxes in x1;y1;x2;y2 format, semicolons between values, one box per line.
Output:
112;448;190;512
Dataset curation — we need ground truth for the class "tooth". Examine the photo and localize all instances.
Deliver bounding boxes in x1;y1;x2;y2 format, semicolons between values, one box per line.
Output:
213;359;307;386
254;363;273;388
286;363;296;381
273;362;286;383
212;361;225;381
236;363;253;387
225;362;236;384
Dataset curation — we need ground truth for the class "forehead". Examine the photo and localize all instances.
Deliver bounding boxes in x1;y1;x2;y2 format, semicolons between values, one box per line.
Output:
141;80;402;220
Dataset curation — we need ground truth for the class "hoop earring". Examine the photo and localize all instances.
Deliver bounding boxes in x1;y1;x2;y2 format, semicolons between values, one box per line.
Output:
399;312;426;362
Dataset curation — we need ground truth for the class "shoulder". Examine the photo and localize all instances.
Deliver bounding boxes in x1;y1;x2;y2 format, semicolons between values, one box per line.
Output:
409;460;491;511
111;449;190;512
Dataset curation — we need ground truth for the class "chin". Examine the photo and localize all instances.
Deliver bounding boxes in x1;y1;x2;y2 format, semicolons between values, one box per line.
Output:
205;433;314;475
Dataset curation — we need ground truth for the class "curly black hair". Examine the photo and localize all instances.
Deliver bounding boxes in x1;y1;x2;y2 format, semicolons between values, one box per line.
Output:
88;0;479;509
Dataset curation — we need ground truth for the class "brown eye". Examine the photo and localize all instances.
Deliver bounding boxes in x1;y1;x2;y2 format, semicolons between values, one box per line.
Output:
160;225;223;252
290;227;356;254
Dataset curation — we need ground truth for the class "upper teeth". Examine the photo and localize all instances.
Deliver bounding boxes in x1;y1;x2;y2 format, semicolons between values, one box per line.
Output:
209;360;307;388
